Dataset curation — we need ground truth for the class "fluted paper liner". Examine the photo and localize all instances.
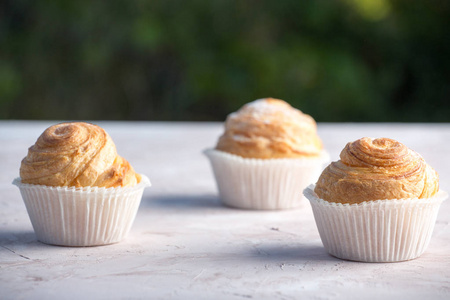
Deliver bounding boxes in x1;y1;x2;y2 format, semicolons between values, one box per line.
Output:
13;175;151;247
204;149;329;210
304;185;447;262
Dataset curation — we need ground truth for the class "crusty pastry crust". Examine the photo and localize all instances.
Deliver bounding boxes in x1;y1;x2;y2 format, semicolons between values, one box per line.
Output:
215;98;323;159
20;122;141;188
314;137;439;204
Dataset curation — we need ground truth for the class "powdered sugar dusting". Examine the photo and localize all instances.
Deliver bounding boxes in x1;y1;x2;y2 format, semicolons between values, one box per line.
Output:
241;98;306;121
232;134;251;142
246;98;291;113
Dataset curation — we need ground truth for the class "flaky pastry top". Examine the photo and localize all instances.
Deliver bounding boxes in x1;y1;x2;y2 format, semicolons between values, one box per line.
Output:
215;98;323;158
20;122;141;188
314;137;439;204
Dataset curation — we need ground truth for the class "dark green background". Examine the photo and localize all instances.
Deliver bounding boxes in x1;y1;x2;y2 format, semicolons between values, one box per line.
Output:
1;0;449;122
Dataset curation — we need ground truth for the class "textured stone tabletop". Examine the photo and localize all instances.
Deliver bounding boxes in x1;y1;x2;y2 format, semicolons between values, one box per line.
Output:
1;121;449;300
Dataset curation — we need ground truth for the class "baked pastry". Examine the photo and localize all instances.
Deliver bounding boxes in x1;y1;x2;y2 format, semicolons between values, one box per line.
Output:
216;98;323;159
20;122;140;188
303;137;447;262
205;98;328;210
314;137;439;204
13;122;150;246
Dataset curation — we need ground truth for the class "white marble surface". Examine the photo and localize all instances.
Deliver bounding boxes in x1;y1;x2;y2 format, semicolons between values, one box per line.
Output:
1;121;449;300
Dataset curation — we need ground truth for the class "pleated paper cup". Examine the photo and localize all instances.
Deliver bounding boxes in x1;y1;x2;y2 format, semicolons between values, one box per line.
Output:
304;184;447;262
13;175;151;247
204;149;329;210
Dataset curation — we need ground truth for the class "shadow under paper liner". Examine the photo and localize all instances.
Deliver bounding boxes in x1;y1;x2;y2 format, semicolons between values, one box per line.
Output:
0;229;49;250
140;194;311;212
140;193;222;210
248;243;339;262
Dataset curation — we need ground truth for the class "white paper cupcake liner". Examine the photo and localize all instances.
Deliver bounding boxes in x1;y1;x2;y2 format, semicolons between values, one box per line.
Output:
304;184;447;262
13;175;151;247
204;149;329;210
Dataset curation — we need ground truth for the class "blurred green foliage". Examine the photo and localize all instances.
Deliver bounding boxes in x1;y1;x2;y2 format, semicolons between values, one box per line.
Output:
0;0;449;121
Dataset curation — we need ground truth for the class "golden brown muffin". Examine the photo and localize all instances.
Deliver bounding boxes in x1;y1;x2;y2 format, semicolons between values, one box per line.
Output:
20;122;141;188
215;98;323;159
314;137;439;204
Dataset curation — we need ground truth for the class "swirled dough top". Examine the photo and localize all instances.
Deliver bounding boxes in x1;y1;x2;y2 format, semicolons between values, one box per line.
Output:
215;98;323;158
20;122;141;188
314;137;439;204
